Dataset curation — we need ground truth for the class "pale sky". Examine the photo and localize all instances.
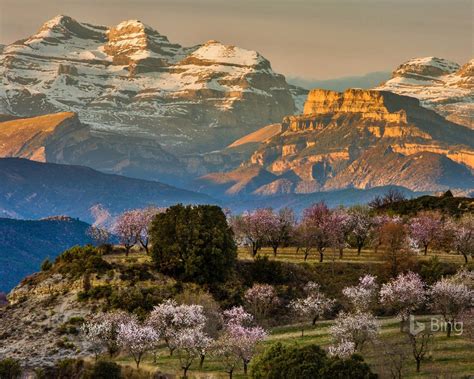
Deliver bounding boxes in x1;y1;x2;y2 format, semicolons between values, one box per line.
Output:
0;0;472;79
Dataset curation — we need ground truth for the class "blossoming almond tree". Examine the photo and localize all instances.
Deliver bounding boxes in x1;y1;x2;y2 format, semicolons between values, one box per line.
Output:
342;274;378;313
117;318;159;368
113;210;142;256
81;311;132;358
147;299;207;356
289;282;335;336
222;306;267;375
330;311;379;352
174;327;212;378
379;272;426;331
244;284;279;322
429;278;473;337
408;212;443;255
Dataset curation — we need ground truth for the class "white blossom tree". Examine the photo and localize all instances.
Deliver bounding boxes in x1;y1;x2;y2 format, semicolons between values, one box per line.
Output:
408;212;443;256
222;306;267;375
430;278;473;337
81;311;132;358
328;339;356;359
289;282;335;336
117;317;159;368
330;311;379;352
147;299;207;355
348;205;373;256
174;327;212;378
244;284;279;322
342;274;378;313
379;271;426;331
452;214;474;263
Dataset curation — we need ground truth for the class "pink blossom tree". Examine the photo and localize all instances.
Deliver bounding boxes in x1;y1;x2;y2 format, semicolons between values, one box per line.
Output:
330;311;379;352
348;205;373;256
289;281;335;336
301;202;335;262
328;339;356;359
174;327;212;378
230;209;274;257
266;207;296;256
113;210;142;255
342;274;378;313
222;306;267;375
135;206;166;254
409;212;443;255
331;208;352;259
379;271;426;331
452;214;474;263
117;317;159;368
429;278;473;337
244;284;279;322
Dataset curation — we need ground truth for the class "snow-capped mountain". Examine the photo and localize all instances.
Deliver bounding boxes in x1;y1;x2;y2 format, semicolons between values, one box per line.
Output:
0;15;300;154
378;57;473;128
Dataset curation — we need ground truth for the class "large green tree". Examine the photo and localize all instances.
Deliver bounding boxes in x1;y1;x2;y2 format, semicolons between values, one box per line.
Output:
150;204;237;285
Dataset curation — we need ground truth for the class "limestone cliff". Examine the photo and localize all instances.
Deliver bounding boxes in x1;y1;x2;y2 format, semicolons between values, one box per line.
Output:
197;89;474;196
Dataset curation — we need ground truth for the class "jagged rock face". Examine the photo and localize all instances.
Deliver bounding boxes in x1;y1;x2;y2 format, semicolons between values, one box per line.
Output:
378;57;473;128
197;89;474;196
0;15;298;155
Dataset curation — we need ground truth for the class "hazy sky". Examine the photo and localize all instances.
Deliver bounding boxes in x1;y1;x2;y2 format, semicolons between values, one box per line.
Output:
0;0;472;79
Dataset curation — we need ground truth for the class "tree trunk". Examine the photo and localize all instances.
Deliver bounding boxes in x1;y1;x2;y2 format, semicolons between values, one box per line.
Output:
462;253;468;264
447;321;452;337
301;328;304;337
183;367;188;378
339;247;344;259
357;245;362;256
416;359;421;372
304;250;309;261
312;316;318;325
319;250;324;262
229;369;233;379
199;354;205;368
125;247;130;257
424;245;428;256
243;360;248;375
273;246;278;257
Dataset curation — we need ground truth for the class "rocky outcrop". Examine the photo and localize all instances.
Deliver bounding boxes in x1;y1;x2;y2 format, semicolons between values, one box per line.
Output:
197;89;474;196
0;15;300;158
378;57;473;128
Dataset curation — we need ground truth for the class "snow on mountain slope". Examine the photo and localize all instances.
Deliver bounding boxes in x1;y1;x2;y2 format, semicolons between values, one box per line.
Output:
0;15;299;154
378;57;473;128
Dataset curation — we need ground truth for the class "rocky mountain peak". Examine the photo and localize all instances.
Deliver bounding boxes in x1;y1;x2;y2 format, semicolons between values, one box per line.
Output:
393;57;460;79
378;56;473;128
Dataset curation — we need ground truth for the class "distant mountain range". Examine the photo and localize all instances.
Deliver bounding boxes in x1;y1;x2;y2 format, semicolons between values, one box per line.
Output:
0;14;472;198
0;216;93;292
0;15;304;156
197;89;474;196
0;158;215;221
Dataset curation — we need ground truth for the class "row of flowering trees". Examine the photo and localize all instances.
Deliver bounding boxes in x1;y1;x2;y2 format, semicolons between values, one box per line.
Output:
230;205;474;262
81;301;266;378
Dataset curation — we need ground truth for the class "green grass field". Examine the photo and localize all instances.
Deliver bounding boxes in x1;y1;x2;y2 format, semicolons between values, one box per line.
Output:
104;246;471;378
113;315;473;378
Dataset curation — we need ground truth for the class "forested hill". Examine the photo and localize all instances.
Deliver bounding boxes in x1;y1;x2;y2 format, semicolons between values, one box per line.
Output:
0;216;93;292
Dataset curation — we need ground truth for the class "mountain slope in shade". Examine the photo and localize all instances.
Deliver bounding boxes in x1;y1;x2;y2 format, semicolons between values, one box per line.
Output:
0;216;93;292
377;57;473;128
0;112;187;183
0;15;299;155
0;158;216;221
196;89;474;196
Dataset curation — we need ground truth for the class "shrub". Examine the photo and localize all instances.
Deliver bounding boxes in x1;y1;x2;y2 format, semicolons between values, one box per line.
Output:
0;358;22;379
250;342;376;379
88;361;121;379
41;258;52;271
55;245;111;278
150;204;237;285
